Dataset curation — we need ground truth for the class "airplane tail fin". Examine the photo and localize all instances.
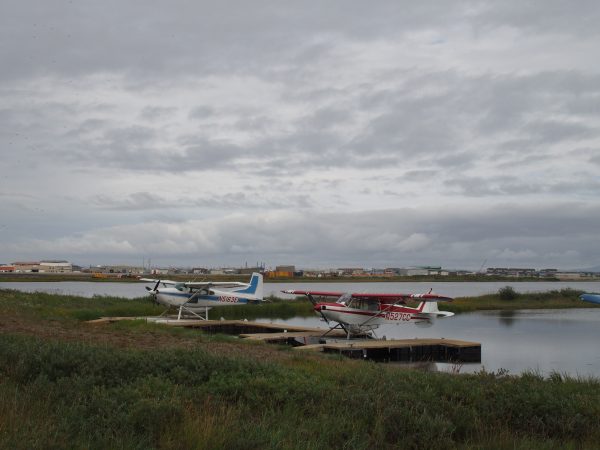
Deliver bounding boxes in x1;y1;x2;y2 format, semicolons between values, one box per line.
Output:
417;300;454;318
233;272;264;300
421;301;440;314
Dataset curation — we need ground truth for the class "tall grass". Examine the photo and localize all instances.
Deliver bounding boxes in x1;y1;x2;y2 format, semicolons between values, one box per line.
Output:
0;288;164;321
0;334;599;449
210;297;314;320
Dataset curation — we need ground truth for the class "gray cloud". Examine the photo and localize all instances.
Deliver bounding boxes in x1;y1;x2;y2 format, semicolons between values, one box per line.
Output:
2;1;600;269
91;191;313;211
2;202;599;269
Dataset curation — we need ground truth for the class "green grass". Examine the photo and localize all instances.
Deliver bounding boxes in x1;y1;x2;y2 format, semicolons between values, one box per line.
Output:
210;296;314;320
0;288;164;321
442;287;598;314
0;334;599;449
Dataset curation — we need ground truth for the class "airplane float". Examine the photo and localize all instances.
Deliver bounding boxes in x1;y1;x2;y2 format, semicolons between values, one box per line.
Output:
141;272;264;320
282;289;454;338
580;293;600;305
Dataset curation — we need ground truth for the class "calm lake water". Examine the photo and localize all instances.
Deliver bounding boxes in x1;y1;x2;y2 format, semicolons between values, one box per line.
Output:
2;280;600;377
259;309;600;378
2;280;600;299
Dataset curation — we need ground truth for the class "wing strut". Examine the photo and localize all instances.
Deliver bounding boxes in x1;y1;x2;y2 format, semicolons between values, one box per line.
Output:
176;291;210;320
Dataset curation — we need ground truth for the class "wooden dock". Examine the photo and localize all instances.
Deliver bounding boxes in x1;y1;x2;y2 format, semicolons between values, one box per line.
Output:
87;316;481;362
299;338;482;363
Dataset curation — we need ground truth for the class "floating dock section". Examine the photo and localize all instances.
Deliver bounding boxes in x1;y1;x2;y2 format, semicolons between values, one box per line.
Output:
88;317;481;363
300;338;481;363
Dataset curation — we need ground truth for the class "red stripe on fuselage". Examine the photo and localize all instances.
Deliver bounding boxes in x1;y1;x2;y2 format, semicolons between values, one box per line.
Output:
315;302;423;317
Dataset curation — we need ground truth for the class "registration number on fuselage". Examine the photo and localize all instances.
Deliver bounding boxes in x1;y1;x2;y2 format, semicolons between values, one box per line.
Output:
384;312;412;321
219;296;239;303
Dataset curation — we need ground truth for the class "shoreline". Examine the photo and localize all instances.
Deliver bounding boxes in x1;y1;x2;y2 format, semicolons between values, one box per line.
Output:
1;272;599;283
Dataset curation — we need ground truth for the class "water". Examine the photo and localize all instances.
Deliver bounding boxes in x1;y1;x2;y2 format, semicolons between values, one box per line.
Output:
2;280;600;377
1;280;599;299
257;309;600;378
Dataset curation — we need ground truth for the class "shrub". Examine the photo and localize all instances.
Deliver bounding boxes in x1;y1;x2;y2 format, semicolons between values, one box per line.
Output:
498;286;518;300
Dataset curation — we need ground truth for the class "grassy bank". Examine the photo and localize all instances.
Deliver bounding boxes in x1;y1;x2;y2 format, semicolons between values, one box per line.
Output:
1;334;600;449
443;287;599;314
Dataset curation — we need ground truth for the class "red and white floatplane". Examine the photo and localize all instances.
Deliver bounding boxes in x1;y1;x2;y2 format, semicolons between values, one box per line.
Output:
282;289;455;338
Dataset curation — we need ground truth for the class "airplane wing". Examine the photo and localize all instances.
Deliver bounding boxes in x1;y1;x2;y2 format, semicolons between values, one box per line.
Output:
409;293;454;302
351;293;409;304
283;290;453;303
139;278;179;285
184;281;248;288
139;278;247;289
351;293;453;304
281;290;345;298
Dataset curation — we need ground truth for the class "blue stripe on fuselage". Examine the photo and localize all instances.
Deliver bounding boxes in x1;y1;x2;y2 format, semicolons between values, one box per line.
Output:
158;291;250;304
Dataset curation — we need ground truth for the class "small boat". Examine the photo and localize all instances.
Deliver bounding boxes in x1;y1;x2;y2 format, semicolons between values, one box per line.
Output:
580;293;600;305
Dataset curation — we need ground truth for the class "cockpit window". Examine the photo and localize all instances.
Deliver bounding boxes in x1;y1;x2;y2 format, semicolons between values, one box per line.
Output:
338;293;352;304
346;298;379;311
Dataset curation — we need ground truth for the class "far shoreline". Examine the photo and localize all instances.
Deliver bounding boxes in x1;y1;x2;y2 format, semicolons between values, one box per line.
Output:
1;272;599;283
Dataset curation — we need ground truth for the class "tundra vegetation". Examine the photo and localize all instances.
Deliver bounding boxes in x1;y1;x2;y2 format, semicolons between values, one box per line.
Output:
0;288;599;449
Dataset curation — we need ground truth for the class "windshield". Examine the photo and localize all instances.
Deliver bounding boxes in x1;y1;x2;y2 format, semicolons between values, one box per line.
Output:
337;293;352;304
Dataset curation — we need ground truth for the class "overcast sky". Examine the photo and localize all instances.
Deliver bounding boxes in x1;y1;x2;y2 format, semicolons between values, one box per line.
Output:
1;1;599;270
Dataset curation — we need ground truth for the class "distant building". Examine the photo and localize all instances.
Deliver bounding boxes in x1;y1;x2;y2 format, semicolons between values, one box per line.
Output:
12;261;42;272
539;269;558;278
337;268;365;276
486;267;537;277
239;266;264;275
209;268;239;275
40;260;72;273
301;269;336;278
0;265;15;272
554;272;583;280
399;268;428;276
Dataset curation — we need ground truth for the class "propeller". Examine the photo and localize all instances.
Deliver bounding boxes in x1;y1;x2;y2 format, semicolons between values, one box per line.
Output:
144;280;161;304
307;294;330;324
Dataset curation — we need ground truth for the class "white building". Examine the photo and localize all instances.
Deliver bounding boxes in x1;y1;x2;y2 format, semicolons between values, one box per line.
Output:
39;260;72;273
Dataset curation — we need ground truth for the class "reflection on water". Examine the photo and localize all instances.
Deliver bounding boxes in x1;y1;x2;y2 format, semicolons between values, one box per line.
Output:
257;308;600;378
498;310;516;327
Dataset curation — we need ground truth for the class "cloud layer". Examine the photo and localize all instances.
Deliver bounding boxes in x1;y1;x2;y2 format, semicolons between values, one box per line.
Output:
1;1;599;269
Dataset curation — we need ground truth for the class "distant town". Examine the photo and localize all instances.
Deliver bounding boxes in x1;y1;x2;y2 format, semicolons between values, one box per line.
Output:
0;260;599;280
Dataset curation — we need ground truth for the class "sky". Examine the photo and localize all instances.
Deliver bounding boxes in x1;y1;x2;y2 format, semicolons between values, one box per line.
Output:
1;1;600;270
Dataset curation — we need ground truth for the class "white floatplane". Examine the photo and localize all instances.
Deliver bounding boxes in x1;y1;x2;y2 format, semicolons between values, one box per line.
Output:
283;289;454;338
141;272;264;320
